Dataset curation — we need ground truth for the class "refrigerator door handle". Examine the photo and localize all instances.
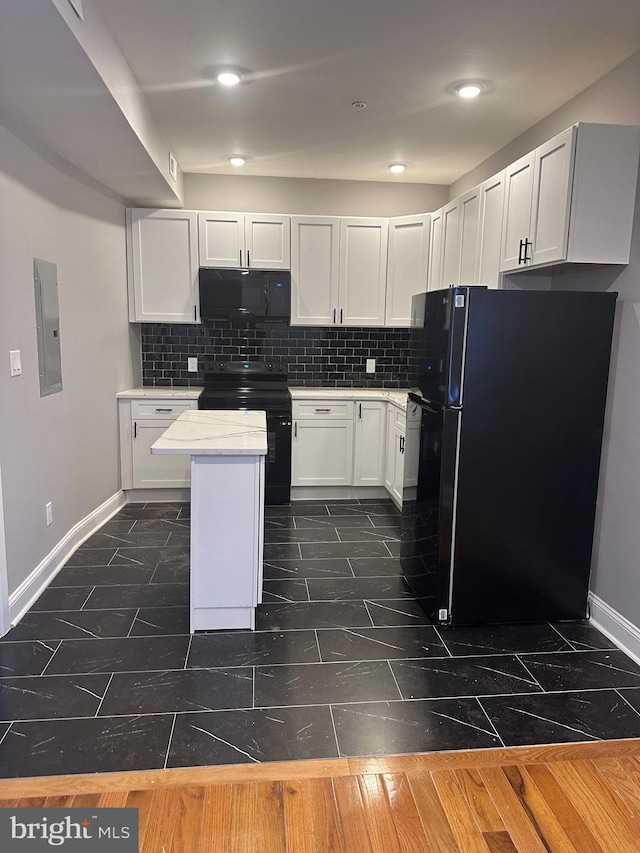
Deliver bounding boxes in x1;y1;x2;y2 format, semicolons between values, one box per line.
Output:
408;392;443;414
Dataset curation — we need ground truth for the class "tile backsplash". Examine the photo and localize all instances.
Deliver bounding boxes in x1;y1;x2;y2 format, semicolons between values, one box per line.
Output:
141;321;412;387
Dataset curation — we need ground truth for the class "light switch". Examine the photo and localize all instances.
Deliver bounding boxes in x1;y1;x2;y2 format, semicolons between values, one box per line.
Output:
366;358;376;374
188;357;198;373
10;350;21;377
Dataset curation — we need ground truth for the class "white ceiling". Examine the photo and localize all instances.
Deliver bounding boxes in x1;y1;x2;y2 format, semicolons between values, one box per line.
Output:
69;1;640;185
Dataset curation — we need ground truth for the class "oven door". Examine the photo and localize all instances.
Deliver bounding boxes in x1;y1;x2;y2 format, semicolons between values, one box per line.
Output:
265;408;292;504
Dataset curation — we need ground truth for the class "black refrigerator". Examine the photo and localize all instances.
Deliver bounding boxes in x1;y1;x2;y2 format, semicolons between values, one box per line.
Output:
401;286;617;626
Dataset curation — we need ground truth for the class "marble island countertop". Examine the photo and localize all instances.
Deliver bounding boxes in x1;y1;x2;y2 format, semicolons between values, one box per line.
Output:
151;410;268;456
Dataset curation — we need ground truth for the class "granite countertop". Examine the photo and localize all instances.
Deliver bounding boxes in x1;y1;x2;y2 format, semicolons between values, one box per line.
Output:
289;387;410;410
150;410;267;456
117;387;203;400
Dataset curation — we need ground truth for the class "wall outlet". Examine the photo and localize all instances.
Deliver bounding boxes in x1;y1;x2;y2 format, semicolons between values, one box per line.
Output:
187;357;198;373
10;350;21;377
366;358;376;373
45;502;53;526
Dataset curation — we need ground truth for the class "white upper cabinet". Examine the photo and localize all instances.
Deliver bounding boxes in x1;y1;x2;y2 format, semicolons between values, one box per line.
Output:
441;199;461;287
290;216;388;327
427;208;444;291
500;151;536;271
127;209;200;324
290;216;340;325
198;212;290;269
477;170;506;289
385;214;431;327
500;123;640;273
245;214;291;269
340;218;389;326
458;186;482;284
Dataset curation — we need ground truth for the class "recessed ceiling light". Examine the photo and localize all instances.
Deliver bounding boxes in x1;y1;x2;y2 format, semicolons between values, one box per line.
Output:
228;156;247;167
454;82;483;99
217;70;243;87
388;163;407;174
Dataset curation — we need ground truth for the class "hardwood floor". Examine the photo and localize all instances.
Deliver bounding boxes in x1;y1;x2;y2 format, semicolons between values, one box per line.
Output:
1;740;640;850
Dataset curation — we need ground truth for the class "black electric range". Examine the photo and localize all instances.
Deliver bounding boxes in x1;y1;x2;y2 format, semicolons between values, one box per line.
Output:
198;359;291;504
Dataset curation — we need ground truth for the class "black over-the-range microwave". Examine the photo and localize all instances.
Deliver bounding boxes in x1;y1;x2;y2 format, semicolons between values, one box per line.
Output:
198;268;291;322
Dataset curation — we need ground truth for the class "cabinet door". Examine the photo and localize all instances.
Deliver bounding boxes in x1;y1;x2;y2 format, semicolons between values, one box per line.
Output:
353;401;386;486
384;407;396;494
385;215;430;327
198;211;245;268
128;209;199;323
477;170;505;289
391;423;405;504
500;152;535;271
292;420;354;486
458;187;482;284
132;420;192;488
245;214;291;269
339;218;388;326
441;199;461;286
427;208;444;291
290;216;340;325
529;126;577;267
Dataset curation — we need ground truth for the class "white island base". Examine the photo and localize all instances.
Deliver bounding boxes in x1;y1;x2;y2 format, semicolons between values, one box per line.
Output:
190;454;265;631
151;410;267;632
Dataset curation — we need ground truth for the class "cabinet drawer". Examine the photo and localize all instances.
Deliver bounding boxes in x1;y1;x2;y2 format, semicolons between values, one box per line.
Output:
131;400;195;419
293;401;354;419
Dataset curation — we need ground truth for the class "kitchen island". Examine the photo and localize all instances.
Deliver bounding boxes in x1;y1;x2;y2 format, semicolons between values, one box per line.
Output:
151;409;267;631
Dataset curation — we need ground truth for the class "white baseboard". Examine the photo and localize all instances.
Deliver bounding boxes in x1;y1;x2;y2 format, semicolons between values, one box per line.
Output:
8;490;126;628
589;592;640;666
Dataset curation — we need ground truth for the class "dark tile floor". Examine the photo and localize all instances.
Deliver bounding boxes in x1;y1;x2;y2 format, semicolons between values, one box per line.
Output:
1;499;640;778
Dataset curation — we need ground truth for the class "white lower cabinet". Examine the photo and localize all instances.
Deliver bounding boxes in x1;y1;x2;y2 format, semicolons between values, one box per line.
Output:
384;406;406;506
119;398;198;490
353;401;386;486
291;401;354;486
292;397;413;504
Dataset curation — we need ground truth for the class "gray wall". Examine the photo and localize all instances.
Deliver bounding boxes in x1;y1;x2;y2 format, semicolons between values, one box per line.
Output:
450;50;640;626
0;121;136;596
184;173;448;217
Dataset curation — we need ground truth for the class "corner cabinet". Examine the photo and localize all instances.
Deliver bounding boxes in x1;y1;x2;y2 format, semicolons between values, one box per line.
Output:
500;123;640;272
198;212;291;270
385;215;430;326
119;397;198;490
127;209;200;324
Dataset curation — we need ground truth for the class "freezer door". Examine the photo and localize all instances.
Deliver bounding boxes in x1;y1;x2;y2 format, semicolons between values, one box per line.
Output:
410;288;476;407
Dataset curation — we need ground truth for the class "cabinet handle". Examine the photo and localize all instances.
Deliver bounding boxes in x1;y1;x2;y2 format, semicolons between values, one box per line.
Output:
194;304;197;321
239;250;243;267
294;422;298;438
340;308;343;324
247;250;250;268
518;239;525;265
524;239;532;264
134;421;137;439
314;408;331;413
359;403;362;419
333;308;336;324
155;408;173;412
